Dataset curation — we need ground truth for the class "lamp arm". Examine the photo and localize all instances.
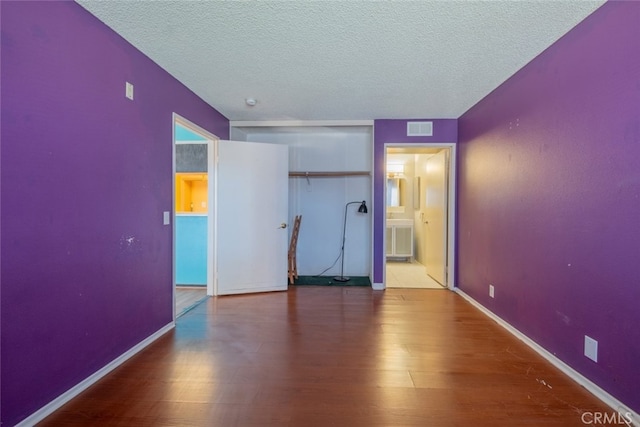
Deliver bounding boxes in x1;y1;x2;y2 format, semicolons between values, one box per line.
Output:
340;201;362;250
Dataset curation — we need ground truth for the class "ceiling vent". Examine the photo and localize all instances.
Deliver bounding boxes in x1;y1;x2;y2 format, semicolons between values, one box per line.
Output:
407;121;433;137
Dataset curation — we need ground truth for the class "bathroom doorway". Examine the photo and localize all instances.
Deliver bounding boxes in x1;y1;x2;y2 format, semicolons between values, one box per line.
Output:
384;144;456;289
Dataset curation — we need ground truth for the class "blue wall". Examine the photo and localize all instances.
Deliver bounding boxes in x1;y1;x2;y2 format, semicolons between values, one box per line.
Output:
175;124;208;141
176;215;207;285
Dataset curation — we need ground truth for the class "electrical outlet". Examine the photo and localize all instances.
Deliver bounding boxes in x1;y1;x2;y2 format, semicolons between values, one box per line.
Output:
584;335;598;362
163;211;170;225
489;284;495;298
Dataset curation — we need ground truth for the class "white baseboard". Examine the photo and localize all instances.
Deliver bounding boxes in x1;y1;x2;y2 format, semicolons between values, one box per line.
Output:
455;289;639;426
16;322;175;427
372;282;385;290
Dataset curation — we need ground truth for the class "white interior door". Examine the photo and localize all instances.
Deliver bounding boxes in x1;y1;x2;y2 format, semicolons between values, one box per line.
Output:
424;150;448;286
215;140;289;295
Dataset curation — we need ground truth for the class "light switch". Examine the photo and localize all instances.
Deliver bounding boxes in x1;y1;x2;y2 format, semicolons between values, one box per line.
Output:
163;211;170;225
126;82;134;100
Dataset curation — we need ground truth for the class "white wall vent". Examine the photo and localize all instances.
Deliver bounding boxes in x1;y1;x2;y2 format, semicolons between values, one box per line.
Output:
407;121;433;137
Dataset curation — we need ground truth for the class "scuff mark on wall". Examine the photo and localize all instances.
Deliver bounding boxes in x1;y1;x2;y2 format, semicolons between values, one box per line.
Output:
119;235;141;254
556;311;571;325
120;235;136;246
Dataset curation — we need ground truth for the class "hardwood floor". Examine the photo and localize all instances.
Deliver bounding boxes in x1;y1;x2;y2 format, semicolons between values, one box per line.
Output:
41;287;610;426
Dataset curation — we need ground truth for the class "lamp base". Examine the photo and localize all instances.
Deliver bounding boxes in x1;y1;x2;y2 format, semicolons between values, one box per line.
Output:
333;276;351;282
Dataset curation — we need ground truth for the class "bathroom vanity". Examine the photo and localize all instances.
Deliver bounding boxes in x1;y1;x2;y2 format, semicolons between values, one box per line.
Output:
386;219;414;260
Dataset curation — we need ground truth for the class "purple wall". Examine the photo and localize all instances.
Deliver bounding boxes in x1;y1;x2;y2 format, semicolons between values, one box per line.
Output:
0;2;229;425
458;1;639;413
373;119;457;284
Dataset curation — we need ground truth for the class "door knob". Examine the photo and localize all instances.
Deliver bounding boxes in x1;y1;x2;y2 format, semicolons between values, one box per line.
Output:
278;223;288;229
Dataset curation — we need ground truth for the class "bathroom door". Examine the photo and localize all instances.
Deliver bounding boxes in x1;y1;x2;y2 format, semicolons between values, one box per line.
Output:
424;149;448;286
215;140;289;295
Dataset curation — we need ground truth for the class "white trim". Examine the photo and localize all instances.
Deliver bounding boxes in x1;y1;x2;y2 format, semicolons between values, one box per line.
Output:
382;142;457;290
370;123;376;288
209;139;217;296
447;144;457;289
455;289;639;426
172;115;178;319
372;282;385;291
16;323;175;427
230;120;373;128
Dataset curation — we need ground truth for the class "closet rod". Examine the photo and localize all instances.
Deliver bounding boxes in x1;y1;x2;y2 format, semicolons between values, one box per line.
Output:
288;171;370;178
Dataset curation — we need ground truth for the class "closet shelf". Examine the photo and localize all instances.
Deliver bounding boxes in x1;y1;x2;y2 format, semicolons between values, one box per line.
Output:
289;171;370;178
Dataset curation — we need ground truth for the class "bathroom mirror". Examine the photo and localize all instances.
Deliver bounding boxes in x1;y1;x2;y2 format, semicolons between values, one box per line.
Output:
386;177;403;206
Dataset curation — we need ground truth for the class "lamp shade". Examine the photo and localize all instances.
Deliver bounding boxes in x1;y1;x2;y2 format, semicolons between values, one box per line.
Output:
358;201;368;213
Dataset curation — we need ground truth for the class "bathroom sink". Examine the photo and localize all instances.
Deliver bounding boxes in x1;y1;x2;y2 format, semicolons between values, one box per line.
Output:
386;219;413;226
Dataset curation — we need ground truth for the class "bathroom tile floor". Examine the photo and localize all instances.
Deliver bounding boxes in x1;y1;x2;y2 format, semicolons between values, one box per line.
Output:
175;286;208;317
386;260;446;289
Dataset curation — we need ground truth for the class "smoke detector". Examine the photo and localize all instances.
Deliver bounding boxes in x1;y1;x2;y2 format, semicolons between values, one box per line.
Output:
245;98;257;107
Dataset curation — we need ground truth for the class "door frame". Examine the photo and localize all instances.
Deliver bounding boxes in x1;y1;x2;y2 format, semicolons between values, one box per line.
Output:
382;142;457;290
172;114;218;320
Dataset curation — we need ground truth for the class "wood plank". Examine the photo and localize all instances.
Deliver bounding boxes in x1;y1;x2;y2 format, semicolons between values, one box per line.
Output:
40;287;611;426
289;171;370;177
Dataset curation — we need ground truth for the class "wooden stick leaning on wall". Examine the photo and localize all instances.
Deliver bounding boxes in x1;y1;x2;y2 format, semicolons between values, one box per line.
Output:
288;215;302;285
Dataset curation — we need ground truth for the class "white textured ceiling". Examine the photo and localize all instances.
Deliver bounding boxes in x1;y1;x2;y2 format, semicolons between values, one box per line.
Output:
77;0;604;121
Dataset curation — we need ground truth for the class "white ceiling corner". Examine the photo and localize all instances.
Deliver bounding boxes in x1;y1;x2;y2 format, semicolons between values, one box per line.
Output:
76;0;605;122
